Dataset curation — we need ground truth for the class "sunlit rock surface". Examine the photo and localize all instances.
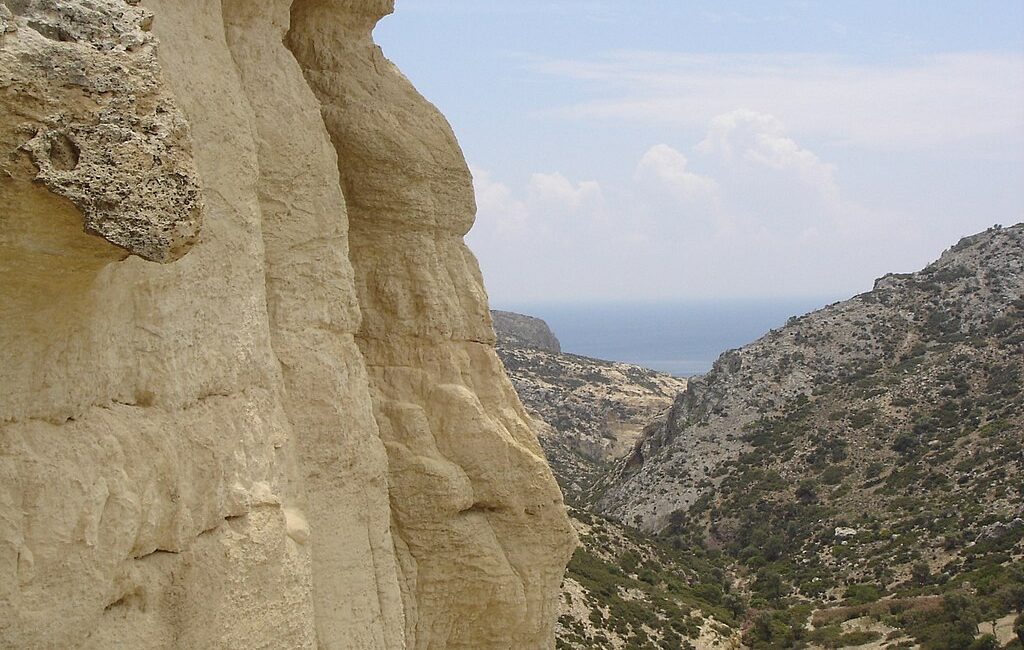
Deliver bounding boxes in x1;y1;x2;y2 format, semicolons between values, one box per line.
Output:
0;1;574;647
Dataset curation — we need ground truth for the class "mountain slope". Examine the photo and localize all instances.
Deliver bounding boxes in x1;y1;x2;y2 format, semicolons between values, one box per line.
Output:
492;315;742;647
494;318;687;502
557;507;743;650
594;224;1024;647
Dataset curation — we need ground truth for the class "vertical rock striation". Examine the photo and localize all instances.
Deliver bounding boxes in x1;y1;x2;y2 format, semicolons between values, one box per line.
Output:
220;3;405;646
287;3;576;646
0;1;574;648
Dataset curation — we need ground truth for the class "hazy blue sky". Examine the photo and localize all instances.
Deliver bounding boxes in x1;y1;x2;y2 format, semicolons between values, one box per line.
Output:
375;1;1024;303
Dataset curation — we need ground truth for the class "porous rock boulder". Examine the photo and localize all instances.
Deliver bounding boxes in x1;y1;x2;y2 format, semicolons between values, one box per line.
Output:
0;1;575;648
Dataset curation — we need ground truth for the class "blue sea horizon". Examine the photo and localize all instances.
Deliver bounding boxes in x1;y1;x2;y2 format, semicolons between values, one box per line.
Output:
493;298;841;377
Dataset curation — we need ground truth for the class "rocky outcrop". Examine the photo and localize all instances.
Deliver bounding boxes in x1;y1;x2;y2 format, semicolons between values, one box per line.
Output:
0;0;202;265
0;2;574;648
492;310;562;353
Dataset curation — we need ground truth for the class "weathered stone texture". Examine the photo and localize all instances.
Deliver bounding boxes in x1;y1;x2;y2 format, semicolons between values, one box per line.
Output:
0;1;574;648
0;0;202;264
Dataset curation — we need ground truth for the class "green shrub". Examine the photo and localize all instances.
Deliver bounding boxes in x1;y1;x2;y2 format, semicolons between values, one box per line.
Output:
844;583;883;605
968;634;998;650
795;481;818;503
821;465;846;485
893;433;920;456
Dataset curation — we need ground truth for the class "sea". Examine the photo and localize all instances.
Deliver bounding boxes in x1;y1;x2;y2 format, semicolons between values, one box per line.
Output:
494;298;841;377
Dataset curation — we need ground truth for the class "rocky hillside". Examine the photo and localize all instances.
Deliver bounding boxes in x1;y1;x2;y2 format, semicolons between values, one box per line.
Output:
557;507;743;650
493;313;687;502
489;313;744;647
595;224;1024;648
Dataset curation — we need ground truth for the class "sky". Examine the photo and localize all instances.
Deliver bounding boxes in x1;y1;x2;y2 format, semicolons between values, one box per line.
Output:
375;1;1024;304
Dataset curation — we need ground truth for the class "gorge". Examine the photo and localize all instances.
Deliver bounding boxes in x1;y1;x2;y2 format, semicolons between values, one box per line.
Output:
3;2;1022;650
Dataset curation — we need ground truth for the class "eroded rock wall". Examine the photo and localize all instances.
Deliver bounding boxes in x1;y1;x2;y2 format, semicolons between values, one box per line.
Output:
287;3;575;646
0;1;573;648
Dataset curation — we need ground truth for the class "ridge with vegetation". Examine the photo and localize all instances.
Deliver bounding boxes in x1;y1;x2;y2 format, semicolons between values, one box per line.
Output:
594;224;1024;648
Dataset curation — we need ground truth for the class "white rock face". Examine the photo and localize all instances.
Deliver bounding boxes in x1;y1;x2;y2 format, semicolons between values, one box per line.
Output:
0;1;575;648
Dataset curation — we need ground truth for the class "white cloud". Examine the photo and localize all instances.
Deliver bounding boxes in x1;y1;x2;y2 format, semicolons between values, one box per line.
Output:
468;111;930;302
471;167;528;235
532;52;1024;151
633;144;719;203
526;172;605;214
468;167;621;303
690;110;854;238
470;167;607;251
697;110;837;198
399;1;613;17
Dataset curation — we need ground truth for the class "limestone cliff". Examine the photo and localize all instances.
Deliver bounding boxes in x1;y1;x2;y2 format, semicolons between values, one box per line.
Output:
0;1;574;648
